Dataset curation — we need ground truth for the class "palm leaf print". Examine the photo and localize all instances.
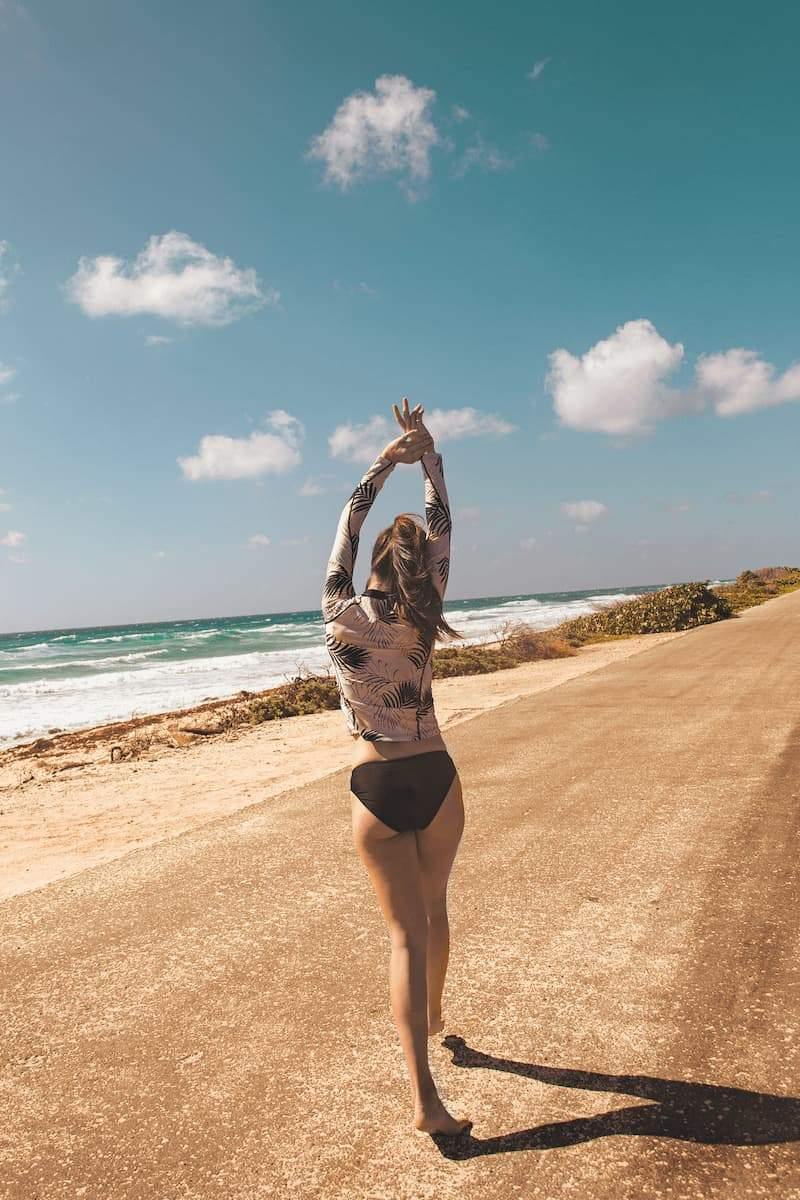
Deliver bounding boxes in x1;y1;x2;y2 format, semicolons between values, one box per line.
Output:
325;634;370;673
382;680;421;709
417;686;434;717
324;566;352;600
433;554;449;589
351;480;378;515
351;671;394;697
360;621;397;649
425;495;451;537
407;636;432;668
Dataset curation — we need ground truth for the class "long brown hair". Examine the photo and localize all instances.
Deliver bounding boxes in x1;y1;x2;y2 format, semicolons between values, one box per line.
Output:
370;513;462;644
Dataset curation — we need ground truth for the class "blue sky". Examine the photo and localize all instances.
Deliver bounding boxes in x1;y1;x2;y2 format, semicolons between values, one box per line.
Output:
1;0;799;632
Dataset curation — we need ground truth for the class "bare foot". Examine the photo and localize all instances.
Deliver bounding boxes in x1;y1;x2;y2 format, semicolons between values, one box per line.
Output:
428;1013;445;1037
414;1095;472;1137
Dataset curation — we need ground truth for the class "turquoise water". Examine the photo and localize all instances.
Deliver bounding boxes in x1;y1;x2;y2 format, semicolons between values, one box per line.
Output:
0;585;664;747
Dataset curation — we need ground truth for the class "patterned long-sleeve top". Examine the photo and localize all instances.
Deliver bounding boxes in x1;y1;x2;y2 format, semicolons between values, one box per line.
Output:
322;450;452;742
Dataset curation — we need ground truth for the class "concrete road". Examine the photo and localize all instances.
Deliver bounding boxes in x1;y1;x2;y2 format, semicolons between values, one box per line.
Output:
2;590;799;1200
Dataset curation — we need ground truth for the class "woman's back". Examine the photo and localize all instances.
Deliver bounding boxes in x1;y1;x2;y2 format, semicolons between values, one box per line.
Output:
322;449;451;743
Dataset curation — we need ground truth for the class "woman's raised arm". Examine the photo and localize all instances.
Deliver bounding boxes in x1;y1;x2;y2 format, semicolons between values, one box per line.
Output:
322;453;396;623
421;448;452;599
321;419;433;623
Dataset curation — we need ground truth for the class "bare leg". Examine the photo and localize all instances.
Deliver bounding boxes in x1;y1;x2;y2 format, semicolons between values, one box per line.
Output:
351;794;470;1135
416;772;465;1035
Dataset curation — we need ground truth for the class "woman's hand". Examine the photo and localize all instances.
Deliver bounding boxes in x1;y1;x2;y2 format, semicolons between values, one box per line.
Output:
381;425;433;464
383;397;435;462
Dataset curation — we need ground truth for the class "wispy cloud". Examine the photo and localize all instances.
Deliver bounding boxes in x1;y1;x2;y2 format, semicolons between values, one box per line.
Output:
179;411;303;481
308;75;438;194
453;134;516;178
0;240;15;311
451;104;470;123
726;489;772;505
529;131;550;152
329;406;515;463
248;533;271;547
561;500;608;526
67;232;275;327
332;279;377;297
145;334;173;346
528;58;550;81
298;478;325;497
1;529;26;547
519;536;537;550
0;361;19;405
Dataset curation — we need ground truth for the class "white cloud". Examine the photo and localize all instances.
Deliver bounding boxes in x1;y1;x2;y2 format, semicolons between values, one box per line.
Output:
451;104;470;122
561;500;607;524
1;529;26;546
427;406;515;442
67;232;275;327
329;415;389;463
145;334;173;346
329;406;515;463
548;321;800;436
308;74;438;192
248;534;271;547
548;319;692;436
0;362;16;387
528;58;550;81
179;410;303;481
695;348;800;416
519;536;537;550
530;131;550;152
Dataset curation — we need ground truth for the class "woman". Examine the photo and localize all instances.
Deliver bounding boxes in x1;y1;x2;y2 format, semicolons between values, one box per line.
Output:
322;398;472;1138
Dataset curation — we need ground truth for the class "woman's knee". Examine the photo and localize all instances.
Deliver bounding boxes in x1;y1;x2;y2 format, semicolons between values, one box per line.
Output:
388;920;428;954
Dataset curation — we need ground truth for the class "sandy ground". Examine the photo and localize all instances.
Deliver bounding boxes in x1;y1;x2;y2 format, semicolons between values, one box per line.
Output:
0;633;683;901
2;595;800;1200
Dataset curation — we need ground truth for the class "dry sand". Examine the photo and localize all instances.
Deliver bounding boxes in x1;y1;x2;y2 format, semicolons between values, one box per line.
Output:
0;633;683;901
2;593;799;1199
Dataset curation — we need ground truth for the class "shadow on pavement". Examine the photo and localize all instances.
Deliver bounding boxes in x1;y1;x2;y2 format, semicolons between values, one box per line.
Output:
422;1035;800;1160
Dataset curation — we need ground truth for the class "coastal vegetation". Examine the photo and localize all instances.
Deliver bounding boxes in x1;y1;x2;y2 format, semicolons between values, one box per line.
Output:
5;567;799;763
554;582;732;644
712;566;800;612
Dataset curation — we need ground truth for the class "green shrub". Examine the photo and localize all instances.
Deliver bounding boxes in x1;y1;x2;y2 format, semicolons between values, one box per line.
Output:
713;566;800;612
246;674;340;724
555;582;732;645
433;623;574;677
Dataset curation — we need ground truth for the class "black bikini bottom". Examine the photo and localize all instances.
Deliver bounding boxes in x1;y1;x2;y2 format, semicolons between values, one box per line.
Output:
350;750;458;833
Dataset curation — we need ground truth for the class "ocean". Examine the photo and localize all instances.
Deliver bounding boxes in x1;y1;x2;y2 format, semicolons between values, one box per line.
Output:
0;585;664;749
